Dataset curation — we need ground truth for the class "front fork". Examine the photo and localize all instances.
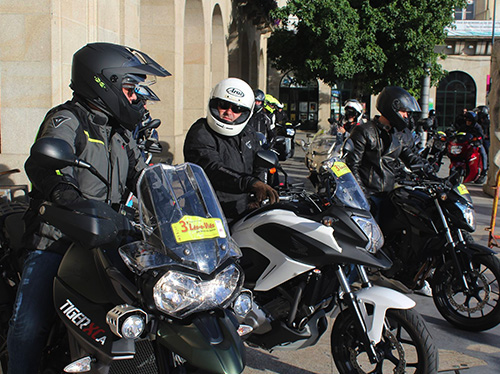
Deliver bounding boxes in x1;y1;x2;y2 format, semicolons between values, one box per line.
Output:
434;199;470;291
336;264;379;363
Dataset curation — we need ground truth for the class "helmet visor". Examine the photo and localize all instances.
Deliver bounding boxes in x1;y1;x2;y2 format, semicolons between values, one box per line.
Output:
209;99;251;125
123;74;160;101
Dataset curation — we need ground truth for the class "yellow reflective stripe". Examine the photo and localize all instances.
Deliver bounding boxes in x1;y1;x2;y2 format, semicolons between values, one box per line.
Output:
56;170;63;176
83;130;104;145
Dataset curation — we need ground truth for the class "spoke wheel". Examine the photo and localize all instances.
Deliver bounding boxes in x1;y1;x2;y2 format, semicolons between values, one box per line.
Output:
432;254;500;331
331;309;438;374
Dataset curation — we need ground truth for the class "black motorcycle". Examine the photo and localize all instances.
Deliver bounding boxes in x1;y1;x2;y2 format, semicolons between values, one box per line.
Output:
379;168;500;331
0;138;248;373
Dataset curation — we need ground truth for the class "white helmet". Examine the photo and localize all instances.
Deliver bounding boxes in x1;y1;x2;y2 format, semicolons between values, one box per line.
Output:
344;99;364;124
207;78;255;136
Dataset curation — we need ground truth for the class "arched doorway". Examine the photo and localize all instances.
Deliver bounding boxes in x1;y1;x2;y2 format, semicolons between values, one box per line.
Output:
279;72;319;131
436;71;476;129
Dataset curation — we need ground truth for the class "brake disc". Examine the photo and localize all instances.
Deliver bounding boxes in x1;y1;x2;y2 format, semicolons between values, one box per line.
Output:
447;271;490;313
348;329;406;374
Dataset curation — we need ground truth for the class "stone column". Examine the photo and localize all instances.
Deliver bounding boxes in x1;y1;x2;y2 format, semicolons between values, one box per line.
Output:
484;42;500;197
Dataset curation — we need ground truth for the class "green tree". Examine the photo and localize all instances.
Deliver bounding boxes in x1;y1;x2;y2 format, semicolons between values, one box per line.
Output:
269;0;466;96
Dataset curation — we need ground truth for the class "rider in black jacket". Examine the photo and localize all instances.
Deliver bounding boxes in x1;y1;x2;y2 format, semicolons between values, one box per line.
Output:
345;86;427;197
248;89;275;144
183;78;278;221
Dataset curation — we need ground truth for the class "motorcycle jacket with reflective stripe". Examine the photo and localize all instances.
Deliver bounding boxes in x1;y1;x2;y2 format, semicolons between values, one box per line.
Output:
24;98;146;251
25;98;146;204
183;118;261;220
345;118;424;195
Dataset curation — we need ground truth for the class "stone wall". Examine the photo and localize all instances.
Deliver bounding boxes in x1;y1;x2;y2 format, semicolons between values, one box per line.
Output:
0;0;267;186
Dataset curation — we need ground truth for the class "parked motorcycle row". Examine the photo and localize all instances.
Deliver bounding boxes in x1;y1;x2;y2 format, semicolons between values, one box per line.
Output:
418;127;486;184
0;118;498;374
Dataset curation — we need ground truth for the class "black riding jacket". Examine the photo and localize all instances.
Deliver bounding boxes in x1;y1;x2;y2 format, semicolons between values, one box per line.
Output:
248;109;275;143
345;118;424;196
183;118;262;220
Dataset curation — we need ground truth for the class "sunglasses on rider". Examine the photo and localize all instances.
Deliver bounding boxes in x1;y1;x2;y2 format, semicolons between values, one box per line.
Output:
217;100;247;114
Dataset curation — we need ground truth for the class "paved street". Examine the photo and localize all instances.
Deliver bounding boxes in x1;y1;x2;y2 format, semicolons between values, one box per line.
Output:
243;131;500;374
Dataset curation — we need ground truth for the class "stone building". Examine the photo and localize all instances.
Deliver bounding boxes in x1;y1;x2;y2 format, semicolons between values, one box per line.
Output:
2;0;500;194
0;0;272;186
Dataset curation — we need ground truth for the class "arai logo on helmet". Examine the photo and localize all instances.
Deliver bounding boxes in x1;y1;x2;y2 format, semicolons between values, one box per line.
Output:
226;87;244;98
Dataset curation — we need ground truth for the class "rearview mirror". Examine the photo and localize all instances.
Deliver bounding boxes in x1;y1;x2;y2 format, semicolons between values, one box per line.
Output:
30;137;79;170
254;150;279;170
30;137;110;189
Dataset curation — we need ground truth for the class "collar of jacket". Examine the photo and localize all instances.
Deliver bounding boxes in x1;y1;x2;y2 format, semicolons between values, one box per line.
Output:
374;116;392;133
74;97;110;127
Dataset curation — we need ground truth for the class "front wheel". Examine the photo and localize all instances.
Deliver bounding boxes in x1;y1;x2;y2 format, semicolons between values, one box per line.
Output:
331;308;438;374
432;254;500;331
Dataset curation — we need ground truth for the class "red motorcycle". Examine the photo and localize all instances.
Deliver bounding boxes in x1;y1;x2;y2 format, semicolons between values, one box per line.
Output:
447;131;485;183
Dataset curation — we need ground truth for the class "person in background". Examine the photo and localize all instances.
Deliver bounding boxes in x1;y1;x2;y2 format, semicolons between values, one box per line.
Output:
275;101;288;126
248;89;275;144
455;110;488;181
474;105;490;177
454;108;467;129
183;78;278;221
332;99;365;147
263;94;280;127
428;109;439;131
7;42;170;374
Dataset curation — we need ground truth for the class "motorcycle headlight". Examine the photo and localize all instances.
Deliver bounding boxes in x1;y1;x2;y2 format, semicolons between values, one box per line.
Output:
153;264;242;318
455;201;476;231
286;128;296;136
352;216;384;253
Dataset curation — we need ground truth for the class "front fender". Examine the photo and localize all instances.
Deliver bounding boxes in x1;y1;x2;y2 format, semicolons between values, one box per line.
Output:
354;286;416;344
156;310;245;374
462;242;498;257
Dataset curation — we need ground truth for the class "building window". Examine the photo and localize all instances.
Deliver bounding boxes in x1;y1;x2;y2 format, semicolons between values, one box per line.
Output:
436;71;476;129
279;72;319;131
455;0;475;20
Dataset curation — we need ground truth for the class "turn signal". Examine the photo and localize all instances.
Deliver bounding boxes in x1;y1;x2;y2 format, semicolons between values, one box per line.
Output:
64;356;92;373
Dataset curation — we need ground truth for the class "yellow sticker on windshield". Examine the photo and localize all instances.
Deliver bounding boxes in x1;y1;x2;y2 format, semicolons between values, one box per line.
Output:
171;215;226;243
331;162;351;177
457;184;469;195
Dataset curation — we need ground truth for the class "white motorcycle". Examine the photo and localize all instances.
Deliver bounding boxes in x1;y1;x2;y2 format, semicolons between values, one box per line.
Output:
232;151;439;374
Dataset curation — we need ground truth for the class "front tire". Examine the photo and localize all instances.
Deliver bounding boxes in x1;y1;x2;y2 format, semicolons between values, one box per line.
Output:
331;308;438;374
432;254;500;331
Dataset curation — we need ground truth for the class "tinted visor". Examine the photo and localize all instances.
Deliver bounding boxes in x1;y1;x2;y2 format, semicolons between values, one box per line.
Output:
122;74;160;101
209;98;251;125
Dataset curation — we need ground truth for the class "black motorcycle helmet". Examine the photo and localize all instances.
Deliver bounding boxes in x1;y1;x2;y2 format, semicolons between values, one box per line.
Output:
429;109;436;117
70;43;171;130
464;110;477;124
376;86;421;131
473;105;489;121
253;89;266;112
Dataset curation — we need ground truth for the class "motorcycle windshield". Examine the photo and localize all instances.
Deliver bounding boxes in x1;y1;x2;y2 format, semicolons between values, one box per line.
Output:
120;163;240;275
310;135;338;155
327;160;371;211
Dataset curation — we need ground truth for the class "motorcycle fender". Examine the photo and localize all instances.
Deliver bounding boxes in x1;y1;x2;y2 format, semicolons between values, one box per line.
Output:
462;242;497;257
353;286;416;344
157;310;246;374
